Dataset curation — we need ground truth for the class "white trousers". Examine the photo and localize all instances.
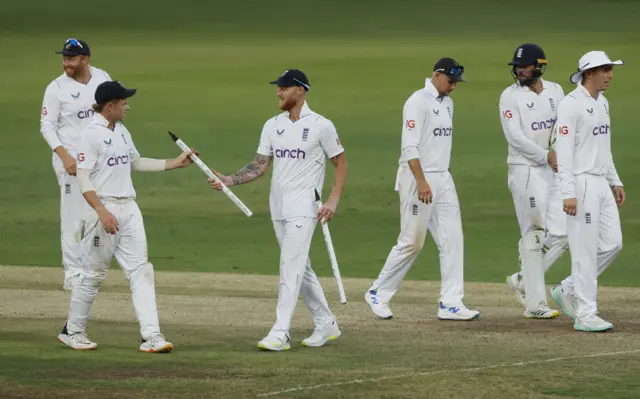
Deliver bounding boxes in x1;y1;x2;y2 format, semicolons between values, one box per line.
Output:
369;168;465;307
66;198;161;339
53;153;91;279
268;217;334;340
561;175;622;318
508;165;569;309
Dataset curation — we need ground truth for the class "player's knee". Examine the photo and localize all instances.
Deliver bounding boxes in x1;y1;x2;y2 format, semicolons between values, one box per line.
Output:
522;229;545;251
125;262;154;282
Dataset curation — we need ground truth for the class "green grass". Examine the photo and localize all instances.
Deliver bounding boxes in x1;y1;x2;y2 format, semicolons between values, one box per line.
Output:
2;0;640;287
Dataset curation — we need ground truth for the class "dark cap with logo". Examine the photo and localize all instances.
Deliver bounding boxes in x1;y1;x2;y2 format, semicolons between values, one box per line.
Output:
55;38;91;57
95;81;137;105
508;43;547;67
270;69;310;91
433;58;466;82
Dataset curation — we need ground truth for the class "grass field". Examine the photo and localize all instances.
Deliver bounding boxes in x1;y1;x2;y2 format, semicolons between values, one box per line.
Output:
1;0;640;397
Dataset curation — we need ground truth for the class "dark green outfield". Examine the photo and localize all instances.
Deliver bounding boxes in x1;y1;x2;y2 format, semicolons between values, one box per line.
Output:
1;0;639;286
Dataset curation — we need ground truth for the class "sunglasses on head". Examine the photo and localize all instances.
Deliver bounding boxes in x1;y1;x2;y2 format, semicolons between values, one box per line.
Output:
436;66;464;76
65;38;83;49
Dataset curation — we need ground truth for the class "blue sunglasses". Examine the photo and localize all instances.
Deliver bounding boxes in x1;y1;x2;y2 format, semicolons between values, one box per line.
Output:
436;66;464;76
65;38;83;48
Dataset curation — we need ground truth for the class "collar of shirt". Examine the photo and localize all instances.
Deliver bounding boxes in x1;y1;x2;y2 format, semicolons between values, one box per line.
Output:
286;101;312;120
424;78;443;101
576;83;600;100
92;112;116;130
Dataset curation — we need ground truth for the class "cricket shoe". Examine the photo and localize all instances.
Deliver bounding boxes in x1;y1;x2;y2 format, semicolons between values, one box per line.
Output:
140;334;174;353
437;302;480;321
523;303;560;319
257;334;291;351
574;314;613;332
506;272;526;308
302;321;342;347
550;284;577;320
364;290;393;319
57;323;97;350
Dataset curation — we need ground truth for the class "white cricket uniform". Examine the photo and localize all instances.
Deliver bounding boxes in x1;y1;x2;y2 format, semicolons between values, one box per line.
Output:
368;78;465;307
256;102;344;340
40;66;111;280
499;79;567;310
66;113;162;339
555;84;623;319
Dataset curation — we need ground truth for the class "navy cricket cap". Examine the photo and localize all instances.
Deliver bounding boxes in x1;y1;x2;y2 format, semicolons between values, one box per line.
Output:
55;38;91;57
433;58;466;82
95;81;137;104
508;43;547;67
270;69;310;91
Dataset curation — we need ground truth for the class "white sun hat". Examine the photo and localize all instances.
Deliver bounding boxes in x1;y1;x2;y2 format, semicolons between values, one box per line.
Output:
570;50;624;84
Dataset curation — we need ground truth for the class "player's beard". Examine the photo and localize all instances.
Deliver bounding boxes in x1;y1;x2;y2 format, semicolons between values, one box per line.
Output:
279;96;297;111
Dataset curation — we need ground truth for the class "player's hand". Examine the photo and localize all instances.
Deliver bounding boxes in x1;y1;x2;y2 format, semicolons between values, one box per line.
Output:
97;208;119;235
174;148;198;169
208;170;233;190
416;179;433;204
62;153;77;176
318;197;338;222
563;198;577;216
547;151;558;172
612;185;625;206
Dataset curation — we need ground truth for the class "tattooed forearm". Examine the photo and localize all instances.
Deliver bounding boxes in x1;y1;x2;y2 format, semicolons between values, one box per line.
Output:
230;154;272;186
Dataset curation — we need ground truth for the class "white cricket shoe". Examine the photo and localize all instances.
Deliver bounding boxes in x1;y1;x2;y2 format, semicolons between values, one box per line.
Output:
364;290;393;319
302;321;342;347
550;284;577;320
257;334;291;351
57;323;97;350
437;302;480;321
574;314;613;332
523;303;560;319
139;334;174;353
506;272;526;308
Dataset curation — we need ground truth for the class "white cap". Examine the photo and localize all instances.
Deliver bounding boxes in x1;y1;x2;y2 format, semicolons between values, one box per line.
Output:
570;50;624;84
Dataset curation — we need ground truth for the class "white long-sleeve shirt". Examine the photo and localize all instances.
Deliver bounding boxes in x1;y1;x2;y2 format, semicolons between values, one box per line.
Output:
499;79;564;166
555;84;623;199
399;78;454;172
40;66;111;155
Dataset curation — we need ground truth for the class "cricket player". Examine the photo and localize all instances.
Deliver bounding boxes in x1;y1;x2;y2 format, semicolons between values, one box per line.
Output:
209;69;347;351
57;81;196;351
40;38;112;290
365;58;479;321
499;43;567;318
552;51;624;332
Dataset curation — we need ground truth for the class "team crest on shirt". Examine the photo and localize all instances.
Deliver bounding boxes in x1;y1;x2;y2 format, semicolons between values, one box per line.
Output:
302;128;309;142
446;106;452;119
71;92;81;99
548;98;555;110
603;103;609;115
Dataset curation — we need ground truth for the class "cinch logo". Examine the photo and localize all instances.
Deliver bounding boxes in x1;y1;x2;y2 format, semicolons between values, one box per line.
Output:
107;154;129;166
531;118;557;131
433;127;453;137
275;148;306;159
592;124;610;135
77;108;95;119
